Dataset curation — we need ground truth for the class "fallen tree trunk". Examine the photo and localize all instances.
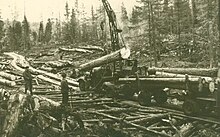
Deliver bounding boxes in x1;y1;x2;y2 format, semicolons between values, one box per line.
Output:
79;47;130;71
79;45;104;52
59;47;93;53
118;77;211;90
0;76;16;87
149;67;218;77
4;52;79;88
1;93;61;137
0;71;19;80
92;112;171;137
2;94;27;137
131;113;168;124
37;75;78;90
155;71;212;80
35;52;54;59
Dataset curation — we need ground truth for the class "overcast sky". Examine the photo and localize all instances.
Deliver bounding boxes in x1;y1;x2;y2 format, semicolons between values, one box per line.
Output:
0;0;137;22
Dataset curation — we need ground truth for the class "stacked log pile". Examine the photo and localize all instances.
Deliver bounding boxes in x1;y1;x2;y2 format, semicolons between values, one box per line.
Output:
0;50;220;137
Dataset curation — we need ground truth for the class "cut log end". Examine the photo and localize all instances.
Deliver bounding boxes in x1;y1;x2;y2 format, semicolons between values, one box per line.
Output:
120;47;130;59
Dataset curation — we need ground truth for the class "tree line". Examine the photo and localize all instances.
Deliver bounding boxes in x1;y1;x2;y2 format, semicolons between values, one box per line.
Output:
127;0;220;67
0;0;220;68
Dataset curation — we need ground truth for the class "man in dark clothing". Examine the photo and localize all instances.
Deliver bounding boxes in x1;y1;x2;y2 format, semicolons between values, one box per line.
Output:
61;73;69;106
23;66;33;95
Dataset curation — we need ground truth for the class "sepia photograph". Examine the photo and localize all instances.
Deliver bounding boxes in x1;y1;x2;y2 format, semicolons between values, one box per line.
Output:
0;0;220;136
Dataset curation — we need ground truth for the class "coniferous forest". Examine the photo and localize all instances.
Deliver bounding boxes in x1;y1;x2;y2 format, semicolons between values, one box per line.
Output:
0;0;219;67
1;0;220;137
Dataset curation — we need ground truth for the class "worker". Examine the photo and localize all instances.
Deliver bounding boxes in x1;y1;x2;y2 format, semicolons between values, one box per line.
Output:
61;72;69;106
23;65;33;95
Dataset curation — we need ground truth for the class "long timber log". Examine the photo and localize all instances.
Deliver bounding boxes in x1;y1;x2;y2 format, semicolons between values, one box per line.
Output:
149;67;218;77
59;47;93;53
118;77;211;90
0;76;16;87
1;93;60;137
1;94;27;137
0;71;19;80
37;75;78;90
79;45;104;52
79;47;130;71
155;71;212;80
4;52;79;88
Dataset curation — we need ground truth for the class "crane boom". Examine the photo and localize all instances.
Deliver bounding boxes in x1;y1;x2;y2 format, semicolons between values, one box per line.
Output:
102;0;121;51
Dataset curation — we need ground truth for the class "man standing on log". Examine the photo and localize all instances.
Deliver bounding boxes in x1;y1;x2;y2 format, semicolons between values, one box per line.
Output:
61;72;69;106
23;65;33;95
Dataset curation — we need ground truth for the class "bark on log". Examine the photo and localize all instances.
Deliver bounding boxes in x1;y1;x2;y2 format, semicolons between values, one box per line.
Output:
0;76;16;87
59;47;93;53
118;77;211;90
130;113;169;124
46;61;72;68
0;71;19;80
0;61;10;65
37;75;78;90
5;52;79;88
1;93;61;137
79;47;130;71
84;107;137;113
149;67;218;77
39;66;54;72
155;71;212;80
79;45;104;52
1;94;27;137
35;52;54;59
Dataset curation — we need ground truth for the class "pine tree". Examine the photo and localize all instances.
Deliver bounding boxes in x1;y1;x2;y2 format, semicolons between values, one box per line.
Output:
14;21;22;50
22;16;30;50
130;7;140;25
44;18;52;44
32;31;37;42
54;18;61;42
121;2;129;23
91;5;98;40
38;21;44;42
70;9;77;43
64;2;70;21
0;19;4;42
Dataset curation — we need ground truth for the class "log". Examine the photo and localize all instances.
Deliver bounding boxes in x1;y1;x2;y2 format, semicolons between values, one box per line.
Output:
2;94;27;137
155;71;212;80
1;93;63;137
37;75;78;91
118;77;211;90
70;98;113;104
0;61;10;65
46;61;71;68
79;45;104;52
35;52;54;59
0;76;16;87
86;107;137;113
149;67;218;77
79;47;130;71
4;52;79;88
39;66;55;72
59;47;93;53
0;71;19;80
82;119;113;123
148;126;173;130
92;112;171;137
130;113;169;124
